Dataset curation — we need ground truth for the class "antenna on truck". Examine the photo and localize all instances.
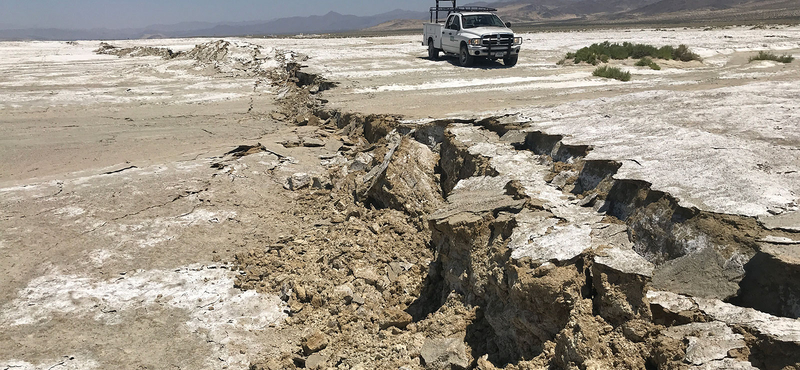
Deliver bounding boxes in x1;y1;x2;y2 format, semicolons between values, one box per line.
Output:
429;0;498;23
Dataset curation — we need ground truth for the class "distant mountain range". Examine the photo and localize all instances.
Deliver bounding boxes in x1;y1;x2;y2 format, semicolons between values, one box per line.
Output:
490;0;800;24
1;1;797;41
0;9;428;41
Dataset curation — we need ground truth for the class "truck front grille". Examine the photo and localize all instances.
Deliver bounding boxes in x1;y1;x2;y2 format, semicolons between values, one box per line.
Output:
482;34;514;46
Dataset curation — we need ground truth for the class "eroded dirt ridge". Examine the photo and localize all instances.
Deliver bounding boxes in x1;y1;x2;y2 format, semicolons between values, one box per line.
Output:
224;58;800;370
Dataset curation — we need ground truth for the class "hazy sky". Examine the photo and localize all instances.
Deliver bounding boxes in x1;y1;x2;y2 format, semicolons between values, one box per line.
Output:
0;0;491;29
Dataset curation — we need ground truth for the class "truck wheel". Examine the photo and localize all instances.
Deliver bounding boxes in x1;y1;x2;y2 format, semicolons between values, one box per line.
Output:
504;54;519;67
459;45;474;67
428;40;439;60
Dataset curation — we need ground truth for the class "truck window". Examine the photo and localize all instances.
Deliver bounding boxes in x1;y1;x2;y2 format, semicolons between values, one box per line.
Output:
462;14;505;29
446;15;461;30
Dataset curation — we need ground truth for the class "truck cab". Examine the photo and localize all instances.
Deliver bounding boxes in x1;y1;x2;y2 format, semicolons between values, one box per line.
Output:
423;2;522;67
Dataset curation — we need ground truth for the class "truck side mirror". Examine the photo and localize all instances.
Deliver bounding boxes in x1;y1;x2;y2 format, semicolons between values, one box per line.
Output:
505;22;512;28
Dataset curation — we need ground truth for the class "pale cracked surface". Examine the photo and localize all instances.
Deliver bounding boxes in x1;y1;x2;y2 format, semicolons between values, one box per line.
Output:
290;26;800;219
0;39;331;369
1;24;800;370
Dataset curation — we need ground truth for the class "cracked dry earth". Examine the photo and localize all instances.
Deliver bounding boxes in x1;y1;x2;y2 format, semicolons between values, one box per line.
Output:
2;26;800;370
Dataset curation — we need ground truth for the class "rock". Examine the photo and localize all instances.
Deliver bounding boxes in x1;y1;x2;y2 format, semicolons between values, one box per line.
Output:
305;353;327;369
349;152;375;172
295;114;309;126
476;354;497;370
324;139;343;153
420;337;470;370
380;307;412;329
333;284;354;304
592;246;654;326
366;137;444;217
578;193;598;207
621;320;650;342
550;170;577;190
758;235;800;244
284;173;311;191
295;286;307;302
651;247;745;301
429;176;526;224
302;330;328;355
735;242;800;318
387;262;403;282
307;115;321;126
311;175;331;189
648;290;800;369
593;245;654;278
289;299;303;313
280;138;301;148
270;112;287;121
320;154;348;167
507;208;596;263
758;210;800;232
310;294;324;308
302;137;325;147
353;267;380;285
662;321;747;366
498;129;528;146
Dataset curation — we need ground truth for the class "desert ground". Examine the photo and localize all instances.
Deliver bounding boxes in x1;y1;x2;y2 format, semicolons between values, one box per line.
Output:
1;25;799;370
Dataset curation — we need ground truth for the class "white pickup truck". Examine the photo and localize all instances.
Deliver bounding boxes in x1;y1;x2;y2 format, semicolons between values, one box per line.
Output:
423;7;522;67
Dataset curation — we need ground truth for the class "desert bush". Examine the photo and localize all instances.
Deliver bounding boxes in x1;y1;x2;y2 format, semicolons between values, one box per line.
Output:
635;57;661;70
593;66;631;81
673;44;701;62
749;51;794;63
655;45;674;60
634;57;652;66
565;42;699;64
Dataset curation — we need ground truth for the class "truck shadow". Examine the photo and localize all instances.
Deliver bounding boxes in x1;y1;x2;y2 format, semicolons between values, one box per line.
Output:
416;56;514;69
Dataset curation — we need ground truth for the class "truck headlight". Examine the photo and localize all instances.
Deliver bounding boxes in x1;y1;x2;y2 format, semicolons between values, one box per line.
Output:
468;38;482;46
513;37;523;45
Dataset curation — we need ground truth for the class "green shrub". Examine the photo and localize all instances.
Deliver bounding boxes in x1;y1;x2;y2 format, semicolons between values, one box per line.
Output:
656;46;674;60
635;57;661;70
593;66;631;81
635;57;653;66
673;44;701;62
564;42;700;64
749;51;794;63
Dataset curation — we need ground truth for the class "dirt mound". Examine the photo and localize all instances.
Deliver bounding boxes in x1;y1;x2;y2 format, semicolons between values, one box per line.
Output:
94;42;179;59
180;40;283;78
95;40;288;78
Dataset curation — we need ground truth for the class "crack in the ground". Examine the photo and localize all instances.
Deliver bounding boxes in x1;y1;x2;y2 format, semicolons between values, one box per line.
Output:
232;52;800;370
110;189;207;222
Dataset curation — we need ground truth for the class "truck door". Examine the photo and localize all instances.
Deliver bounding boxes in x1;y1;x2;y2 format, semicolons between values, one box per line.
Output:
442;14;461;53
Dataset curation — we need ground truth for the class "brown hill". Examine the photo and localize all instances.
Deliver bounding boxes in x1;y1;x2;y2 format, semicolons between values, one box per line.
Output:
472;0;799;25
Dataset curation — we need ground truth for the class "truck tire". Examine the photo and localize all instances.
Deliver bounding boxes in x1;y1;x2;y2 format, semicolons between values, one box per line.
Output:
428;39;439;60
504;54;518;67
459;44;474;67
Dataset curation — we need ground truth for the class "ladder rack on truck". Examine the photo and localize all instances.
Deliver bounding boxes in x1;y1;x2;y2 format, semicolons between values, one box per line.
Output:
429;0;497;23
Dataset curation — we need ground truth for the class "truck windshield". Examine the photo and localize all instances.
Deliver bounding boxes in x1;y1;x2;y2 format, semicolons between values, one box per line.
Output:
462;15;505;29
